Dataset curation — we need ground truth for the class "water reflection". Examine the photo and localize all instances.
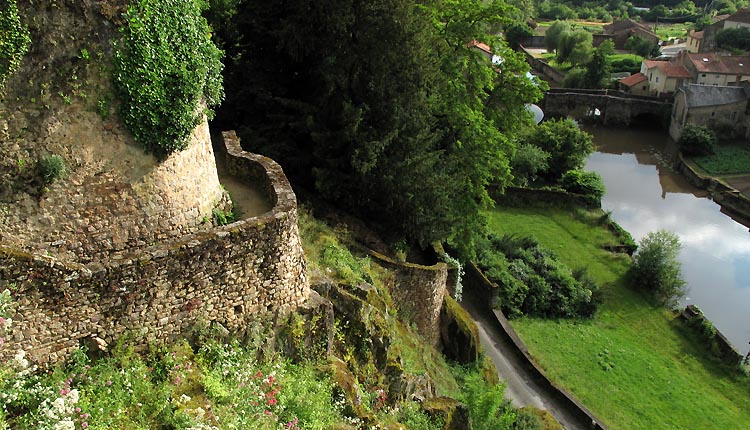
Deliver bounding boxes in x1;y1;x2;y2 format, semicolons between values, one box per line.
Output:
584;126;750;355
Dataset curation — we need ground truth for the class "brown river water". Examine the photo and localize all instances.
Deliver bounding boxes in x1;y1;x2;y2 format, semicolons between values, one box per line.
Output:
584;125;750;356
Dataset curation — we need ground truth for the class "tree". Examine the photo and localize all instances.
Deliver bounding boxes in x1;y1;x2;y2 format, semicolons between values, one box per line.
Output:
560;169;605;199
678;124;716;156
625;35;660;58
630;230;686;307
556;29;593;66
523;118;593;180
544;20;570;53
505;22;534;50
510;143;550;186
717;27;750;51
584;41;613;88
213;0;542;259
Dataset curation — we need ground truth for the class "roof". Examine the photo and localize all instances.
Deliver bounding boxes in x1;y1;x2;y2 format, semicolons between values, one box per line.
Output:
467;39;492;55
619;72;648;87
684;52;750;75
724;8;750;24
712;14;731;24
688;30;704;40
681;84;750;108
604;18;659;39
643;60;692;78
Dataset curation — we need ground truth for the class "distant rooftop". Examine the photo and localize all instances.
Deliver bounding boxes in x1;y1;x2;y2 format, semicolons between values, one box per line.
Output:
619;72;648;87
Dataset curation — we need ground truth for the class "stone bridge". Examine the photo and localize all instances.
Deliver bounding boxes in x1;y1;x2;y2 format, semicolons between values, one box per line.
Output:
542;89;673;126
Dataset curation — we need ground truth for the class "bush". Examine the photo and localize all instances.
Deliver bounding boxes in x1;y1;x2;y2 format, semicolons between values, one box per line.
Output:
523;118;594;181
113;0;224;158
0;0;30;88
476;234;601;318
560;169;605;199
610;57;641;74
510;143;550;187
679;124;716;156
624;35;660;58
37;154;67;184
717;27;750;51
629;230;686;307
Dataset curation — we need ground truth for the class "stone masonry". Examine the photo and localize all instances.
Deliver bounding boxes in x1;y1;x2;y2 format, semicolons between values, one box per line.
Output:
0;131;309;365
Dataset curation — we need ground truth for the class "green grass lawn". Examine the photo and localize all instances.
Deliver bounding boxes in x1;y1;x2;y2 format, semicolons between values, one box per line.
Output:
485;206;750;430
653;22;691;40
692;143;750;175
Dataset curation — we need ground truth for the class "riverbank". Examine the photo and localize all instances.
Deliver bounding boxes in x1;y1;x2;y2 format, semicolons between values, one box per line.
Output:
483;205;750;430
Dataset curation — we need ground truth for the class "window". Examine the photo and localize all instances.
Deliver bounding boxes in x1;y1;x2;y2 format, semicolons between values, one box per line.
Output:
712;111;715;117
732;111;738;120
656;76;660;83
702;74;707;77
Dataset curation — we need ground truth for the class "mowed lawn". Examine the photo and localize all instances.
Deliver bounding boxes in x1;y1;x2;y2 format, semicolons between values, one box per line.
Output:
485;206;750;430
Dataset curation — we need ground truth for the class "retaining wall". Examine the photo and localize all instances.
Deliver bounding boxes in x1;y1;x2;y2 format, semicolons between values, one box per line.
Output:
465;262;608;430
676;154;750;224
0;131;309;365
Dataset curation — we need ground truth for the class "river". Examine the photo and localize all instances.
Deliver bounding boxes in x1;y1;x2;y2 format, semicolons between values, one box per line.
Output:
584;126;750;356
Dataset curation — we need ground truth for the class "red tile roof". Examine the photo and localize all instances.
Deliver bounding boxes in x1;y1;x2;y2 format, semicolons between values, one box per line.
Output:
619;72;648;87
643;60;692;78
725;8;750;24
688;30;704;40
467;39;492;55
684;53;750;75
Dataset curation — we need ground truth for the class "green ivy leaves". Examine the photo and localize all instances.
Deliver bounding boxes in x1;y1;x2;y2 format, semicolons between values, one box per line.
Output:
0;0;31;88
112;0;224;158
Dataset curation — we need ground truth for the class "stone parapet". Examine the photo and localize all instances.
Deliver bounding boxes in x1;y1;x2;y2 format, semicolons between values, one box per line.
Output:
0;132;308;365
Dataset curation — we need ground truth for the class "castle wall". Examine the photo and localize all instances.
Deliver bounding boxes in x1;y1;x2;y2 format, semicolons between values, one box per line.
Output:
0;131;309;365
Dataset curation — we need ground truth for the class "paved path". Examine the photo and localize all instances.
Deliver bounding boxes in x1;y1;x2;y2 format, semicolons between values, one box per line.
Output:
460;292;588;430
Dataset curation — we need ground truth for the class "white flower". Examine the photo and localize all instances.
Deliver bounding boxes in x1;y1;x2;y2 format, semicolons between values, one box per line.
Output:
53;418;75;430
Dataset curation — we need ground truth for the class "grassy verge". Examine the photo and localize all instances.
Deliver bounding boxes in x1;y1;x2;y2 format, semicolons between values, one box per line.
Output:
485;205;750;430
692;143;750;175
653;23;691;40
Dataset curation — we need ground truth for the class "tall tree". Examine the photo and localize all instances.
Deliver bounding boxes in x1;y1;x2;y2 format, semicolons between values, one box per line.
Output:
544;20;570;53
214;0;542;257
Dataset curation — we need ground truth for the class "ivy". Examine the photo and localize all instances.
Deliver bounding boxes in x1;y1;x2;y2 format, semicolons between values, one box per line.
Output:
0;0;31;88
112;0;224;158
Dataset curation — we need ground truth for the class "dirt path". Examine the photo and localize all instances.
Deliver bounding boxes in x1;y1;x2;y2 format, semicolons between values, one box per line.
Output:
461;292;589;430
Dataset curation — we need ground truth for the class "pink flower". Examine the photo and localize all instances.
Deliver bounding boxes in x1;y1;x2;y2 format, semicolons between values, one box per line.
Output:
264;410;272;415
82;422;88;429
0;337;4;345
106;380;112;386
267;398;277;406
75;407;81;413
173;376;181;385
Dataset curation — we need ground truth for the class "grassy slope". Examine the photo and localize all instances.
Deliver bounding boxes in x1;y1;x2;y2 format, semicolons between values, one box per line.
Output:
485;206;750;430
692;143;750;175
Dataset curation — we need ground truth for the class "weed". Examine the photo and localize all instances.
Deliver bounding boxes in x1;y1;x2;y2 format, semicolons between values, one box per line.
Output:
37;154;67;184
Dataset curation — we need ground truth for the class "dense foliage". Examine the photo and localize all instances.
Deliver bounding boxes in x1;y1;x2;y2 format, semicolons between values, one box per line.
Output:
717;27;750;52
560;169;605;199
0;0;30;88
476;234;601;318
678;123;716;156
624;35;661;58
212;0;543;258
629;230;686;307
113;0;224;158
510;143;550;186
522;118;594;180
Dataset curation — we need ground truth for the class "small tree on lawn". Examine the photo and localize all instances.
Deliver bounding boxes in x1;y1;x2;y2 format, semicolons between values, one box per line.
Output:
630;230;686;307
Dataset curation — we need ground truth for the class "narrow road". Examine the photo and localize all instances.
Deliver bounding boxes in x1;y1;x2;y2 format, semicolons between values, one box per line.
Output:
460;291;588;430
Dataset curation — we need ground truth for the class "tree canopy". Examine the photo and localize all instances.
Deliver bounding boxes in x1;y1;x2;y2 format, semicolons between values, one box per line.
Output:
522;118;593;180
212;0;543;258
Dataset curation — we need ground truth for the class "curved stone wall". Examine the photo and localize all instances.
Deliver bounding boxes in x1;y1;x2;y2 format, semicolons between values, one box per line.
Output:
0;131;309;365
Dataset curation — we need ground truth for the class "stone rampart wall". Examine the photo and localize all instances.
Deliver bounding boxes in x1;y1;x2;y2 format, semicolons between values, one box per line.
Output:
0;131;309;365
369;251;448;349
0;117;228;263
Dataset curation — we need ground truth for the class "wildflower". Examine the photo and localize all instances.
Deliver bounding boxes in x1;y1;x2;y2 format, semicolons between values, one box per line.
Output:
174;376;181;385
267;398;277;406
81;422;88;429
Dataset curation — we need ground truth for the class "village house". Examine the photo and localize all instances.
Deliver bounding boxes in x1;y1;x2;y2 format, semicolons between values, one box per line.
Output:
639;60;691;96
686;29;703;53
618;72;650;96
700;9;750;52
603;18;660;49
678;51;750;86
669;84;750;140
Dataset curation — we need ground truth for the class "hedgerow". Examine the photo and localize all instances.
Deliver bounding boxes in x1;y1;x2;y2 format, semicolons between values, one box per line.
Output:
112;0;224;158
0;0;31;88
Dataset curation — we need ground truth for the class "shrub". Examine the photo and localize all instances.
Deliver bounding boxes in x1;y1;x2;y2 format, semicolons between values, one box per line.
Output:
523;118;594;181
37;154;67;184
560;169;605;199
610;57;641;74
476;234;601;318
510;143;550;187
0;0;30;88
679;124;716;156
113;0;224;158
629;230;686;307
